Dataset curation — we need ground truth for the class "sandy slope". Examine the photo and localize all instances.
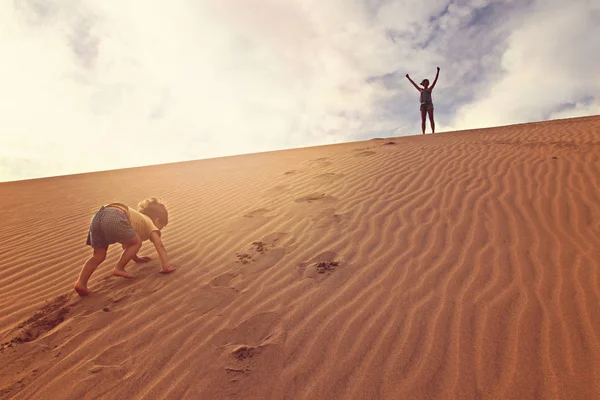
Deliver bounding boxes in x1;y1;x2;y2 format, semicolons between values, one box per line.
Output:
1;115;600;399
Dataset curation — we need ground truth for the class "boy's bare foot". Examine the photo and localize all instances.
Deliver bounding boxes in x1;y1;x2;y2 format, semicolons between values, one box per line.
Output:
74;282;90;296
159;265;177;274
113;269;134;279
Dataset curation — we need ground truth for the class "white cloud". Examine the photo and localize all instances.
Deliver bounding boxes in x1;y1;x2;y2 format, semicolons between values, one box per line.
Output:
0;0;598;181
449;0;600;129
548;101;600;121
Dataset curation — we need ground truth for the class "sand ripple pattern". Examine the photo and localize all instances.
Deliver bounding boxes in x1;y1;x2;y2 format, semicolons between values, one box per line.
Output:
1;116;600;399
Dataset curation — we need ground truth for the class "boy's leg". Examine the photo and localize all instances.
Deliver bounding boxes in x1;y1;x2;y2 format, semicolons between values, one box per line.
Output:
74;248;107;296
428;109;435;133
421;109;427;134
113;234;142;278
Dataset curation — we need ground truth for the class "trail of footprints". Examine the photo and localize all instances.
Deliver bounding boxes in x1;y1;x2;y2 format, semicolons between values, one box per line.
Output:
206;145;393;383
2;143;388;394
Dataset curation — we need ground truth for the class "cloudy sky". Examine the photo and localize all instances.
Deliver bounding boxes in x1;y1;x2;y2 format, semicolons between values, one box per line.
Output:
1;0;599;182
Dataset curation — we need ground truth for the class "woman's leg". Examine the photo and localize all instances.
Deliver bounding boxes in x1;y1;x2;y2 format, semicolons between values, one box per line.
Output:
421;109;427;134
428;108;435;134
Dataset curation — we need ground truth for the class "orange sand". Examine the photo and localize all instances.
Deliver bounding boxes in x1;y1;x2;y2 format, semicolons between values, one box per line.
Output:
1;115;600;399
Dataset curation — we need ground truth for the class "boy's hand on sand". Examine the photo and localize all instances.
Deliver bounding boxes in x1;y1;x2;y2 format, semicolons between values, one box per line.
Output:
159;265;177;274
437;66;440;71
133;255;152;263
406;74;409;78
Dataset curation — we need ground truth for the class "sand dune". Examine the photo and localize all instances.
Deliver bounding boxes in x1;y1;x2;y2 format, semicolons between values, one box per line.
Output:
1;115;600;399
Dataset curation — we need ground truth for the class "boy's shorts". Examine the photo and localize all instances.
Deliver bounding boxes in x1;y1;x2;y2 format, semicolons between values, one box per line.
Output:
86;206;137;249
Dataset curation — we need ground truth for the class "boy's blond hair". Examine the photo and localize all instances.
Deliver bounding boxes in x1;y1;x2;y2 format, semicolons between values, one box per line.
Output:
138;197;169;226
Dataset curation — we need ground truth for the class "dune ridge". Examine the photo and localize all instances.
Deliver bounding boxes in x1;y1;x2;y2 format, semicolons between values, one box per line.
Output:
1;115;600;399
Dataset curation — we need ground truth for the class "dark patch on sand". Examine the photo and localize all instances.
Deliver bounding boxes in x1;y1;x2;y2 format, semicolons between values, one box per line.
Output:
1;294;71;351
316;261;339;274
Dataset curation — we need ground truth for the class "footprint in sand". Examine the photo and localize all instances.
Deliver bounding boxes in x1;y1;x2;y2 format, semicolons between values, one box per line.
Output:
183;285;238;315
297;251;344;281
354;150;377;157
214;312;285;374
263;184;290;196
294;193;338;204
193;313;285;396
353;146;375;151
85;341;131;380
315;261;339;274
243;208;273;218
309;157;333;167
98;280;155;310
211;233;298;291
88;364;127;379
312;172;344;183
210;272;242;288
311;208;348;229
232;233;297;277
231;344;261;360
549;140;579;150
229;208;276;233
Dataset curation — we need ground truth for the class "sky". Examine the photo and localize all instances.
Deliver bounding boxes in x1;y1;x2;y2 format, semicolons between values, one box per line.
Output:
1;0;599;182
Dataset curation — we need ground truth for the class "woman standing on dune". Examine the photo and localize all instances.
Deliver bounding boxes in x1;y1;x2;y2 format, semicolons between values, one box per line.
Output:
406;67;440;134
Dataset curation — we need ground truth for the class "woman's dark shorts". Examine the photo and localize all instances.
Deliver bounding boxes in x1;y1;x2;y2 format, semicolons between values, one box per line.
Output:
420;102;434;112
86;206;137;249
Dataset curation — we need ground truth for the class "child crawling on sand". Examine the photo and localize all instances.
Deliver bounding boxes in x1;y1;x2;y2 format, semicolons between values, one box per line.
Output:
74;197;177;296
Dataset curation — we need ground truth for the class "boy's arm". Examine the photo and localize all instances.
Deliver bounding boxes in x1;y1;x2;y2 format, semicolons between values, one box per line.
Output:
149;231;176;272
405;74;421;91
430;67;440;90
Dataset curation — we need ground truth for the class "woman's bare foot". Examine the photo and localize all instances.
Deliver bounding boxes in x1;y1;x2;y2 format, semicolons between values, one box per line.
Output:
74;282;90;296
113;269;134;279
159;265;177;274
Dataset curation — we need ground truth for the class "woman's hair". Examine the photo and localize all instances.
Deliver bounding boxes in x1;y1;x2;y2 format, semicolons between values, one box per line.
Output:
138;197;169;226
420;79;430;86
